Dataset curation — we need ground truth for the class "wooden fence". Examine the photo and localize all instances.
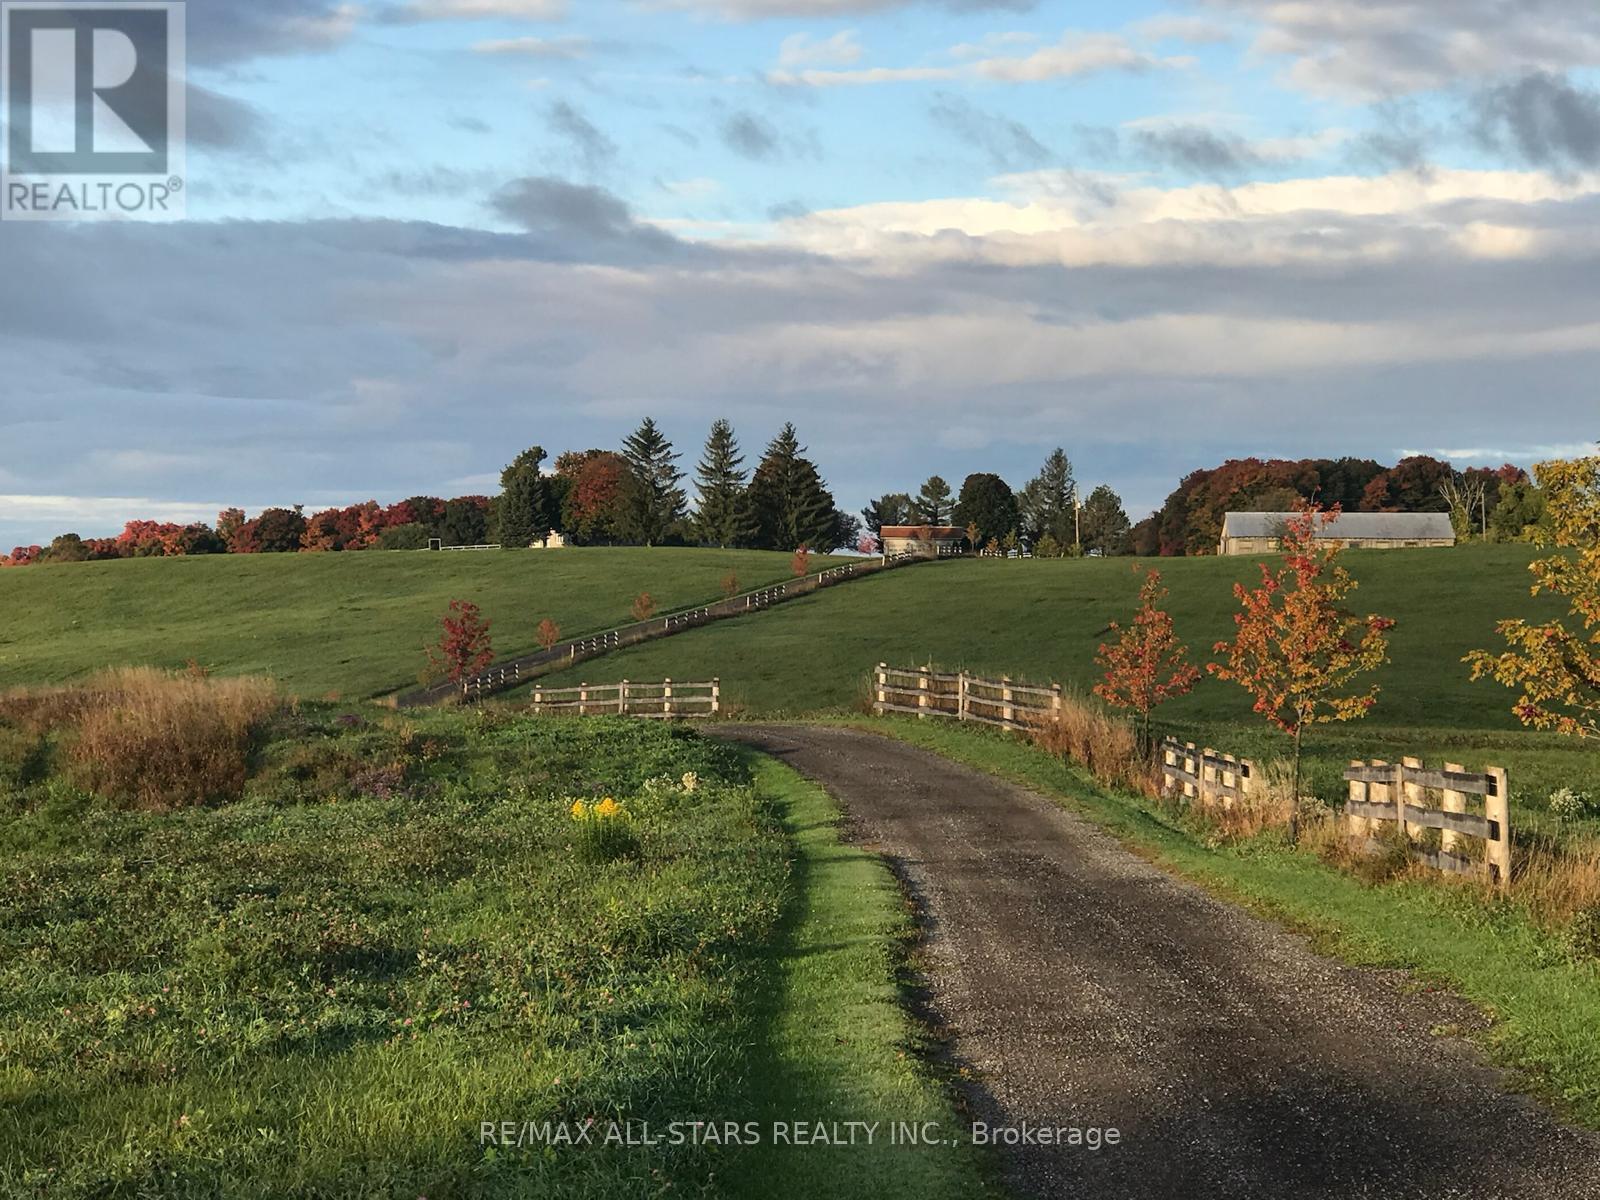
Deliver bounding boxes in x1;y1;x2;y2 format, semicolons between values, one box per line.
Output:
1344;758;1511;887
872;664;1063;732
400;552;923;707
1159;738;1257;808
522;678;720;719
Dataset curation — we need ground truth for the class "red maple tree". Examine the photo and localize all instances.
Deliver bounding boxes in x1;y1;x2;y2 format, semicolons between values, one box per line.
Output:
1209;501;1394;839
428;599;495;684
791;545;811;577
1093;569;1200;751
631;592;656;622
537;618;562;652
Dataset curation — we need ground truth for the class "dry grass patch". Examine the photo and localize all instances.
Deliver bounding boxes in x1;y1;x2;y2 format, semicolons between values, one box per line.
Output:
1026;696;1150;794
0;667;278;809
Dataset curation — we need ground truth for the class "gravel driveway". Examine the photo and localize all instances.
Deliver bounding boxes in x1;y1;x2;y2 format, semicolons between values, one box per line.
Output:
718;724;1600;1200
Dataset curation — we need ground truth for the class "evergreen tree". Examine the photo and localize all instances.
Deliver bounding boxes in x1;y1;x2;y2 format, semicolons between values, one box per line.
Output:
1019;448;1077;548
952;473;1020;548
913;475;954;525
747;423;839;551
621;418;687;546
498;446;549;550
693;419;754;547
861;492;912;536
1080;484;1132;556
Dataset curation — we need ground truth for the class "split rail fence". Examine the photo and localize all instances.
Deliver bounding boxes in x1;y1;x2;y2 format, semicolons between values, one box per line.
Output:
872;664;1063;732
523;678;720;719
1344;758;1511;888
1159;739;1257;809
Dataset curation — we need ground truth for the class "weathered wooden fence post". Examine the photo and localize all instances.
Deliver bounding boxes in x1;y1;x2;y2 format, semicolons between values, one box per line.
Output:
1369;760;1393;839
1486;766;1511;887
875;663;887;716
1001;675;1014;727
663;678;673;718
1184;742;1199;801
619;680;629;716
917;667;930;719
1348;760;1368;841
579;682;588;717
1200;747;1216;808
711;678;721;715
1402;756;1425;839
533;686;543;714
958;671;969;724
1441;761;1467;856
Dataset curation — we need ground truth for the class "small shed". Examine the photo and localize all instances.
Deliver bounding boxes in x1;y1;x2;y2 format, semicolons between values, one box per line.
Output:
880;525;966;558
1218;511;1456;556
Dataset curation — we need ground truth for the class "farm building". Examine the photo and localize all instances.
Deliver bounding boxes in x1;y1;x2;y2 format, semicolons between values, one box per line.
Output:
1218;511;1456;555
881;525;967;557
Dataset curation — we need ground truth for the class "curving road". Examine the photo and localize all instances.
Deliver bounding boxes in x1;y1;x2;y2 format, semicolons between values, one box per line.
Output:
719;725;1600;1200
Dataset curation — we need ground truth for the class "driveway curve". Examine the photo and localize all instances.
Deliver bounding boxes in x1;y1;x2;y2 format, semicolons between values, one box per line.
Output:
718;724;1600;1200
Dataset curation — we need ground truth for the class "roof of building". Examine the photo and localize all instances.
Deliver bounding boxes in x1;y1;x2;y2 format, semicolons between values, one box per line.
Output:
1220;511;1455;540
881;525;965;539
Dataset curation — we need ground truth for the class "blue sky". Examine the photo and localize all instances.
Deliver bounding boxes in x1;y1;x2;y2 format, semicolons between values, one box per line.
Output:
3;0;1600;547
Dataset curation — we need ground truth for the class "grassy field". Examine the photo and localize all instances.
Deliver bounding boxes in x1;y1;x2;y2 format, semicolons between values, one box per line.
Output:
0;680;979;1198
0;548;839;700
520;545;1600;822
852;718;1600;1129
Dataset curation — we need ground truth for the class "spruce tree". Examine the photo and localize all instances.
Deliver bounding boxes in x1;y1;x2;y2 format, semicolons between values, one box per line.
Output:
498;446;549;550
747;423;839;551
693;419;753;548
621;418;686;546
913;475;954;525
1019;448;1077;548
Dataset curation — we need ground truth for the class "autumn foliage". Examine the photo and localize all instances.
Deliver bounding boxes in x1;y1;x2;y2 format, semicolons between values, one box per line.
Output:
719;571;741;599
791;545;811;577
631;592;656;622
1093;569;1200;750
537;618;562;652
1209;502;1394;838
427;599;495;685
1467;451;1600;738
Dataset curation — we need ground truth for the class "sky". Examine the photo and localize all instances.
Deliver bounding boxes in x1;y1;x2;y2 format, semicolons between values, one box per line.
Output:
2;0;1599;548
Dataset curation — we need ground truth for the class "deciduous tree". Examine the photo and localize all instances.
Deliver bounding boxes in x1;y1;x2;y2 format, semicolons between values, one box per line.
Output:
631;592;656;622
428;599;495;685
1209;502;1395;840
537;618;562;652
1080;484;1131;556
953;473;1019;549
1094;569;1200;750
1467;451;1600;739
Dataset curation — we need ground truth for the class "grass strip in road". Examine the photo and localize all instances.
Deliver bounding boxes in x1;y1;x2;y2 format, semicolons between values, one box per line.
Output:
836;717;1600;1130
721;751;995;1198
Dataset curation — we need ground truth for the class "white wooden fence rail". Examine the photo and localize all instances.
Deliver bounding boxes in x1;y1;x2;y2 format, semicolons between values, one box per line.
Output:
525;678;720;720
872;663;1063;732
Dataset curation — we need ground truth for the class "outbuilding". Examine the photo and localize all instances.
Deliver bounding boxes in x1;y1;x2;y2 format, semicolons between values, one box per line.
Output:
1218;511;1456;556
880;525;967;557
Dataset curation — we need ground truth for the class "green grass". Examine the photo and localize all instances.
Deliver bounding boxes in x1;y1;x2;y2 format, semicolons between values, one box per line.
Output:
720;753;992;1198
520;545;1600;824
847;717;1600;1128
0;548;839;700
0;695;981;1198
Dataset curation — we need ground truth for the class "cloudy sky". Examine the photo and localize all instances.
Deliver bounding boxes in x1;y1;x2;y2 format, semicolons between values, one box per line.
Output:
3;0;1599;547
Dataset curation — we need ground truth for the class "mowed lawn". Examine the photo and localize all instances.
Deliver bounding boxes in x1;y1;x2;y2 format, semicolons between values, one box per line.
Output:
0;548;839;699
525;545;1600;819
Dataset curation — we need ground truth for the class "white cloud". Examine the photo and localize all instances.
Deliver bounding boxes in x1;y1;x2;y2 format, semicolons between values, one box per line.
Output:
770;32;1182;87
471;35;589;56
777;29;863;67
1135;14;1234;45
392;0;566;20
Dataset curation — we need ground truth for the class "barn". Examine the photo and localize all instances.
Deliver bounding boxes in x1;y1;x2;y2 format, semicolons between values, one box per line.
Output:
1218;511;1456;556
880;525;967;557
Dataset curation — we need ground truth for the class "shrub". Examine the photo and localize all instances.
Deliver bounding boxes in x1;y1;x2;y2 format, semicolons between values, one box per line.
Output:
719;571;740;599
1550;787;1594;823
378;522;432;550
537;618;562;652
791;545;811;577
631;592;656;622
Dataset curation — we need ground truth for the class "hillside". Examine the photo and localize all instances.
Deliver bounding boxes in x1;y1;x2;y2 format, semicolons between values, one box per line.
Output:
0;548;841;699
521;545;1595;809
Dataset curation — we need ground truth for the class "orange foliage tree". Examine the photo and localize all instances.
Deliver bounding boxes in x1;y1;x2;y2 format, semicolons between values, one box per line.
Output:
1208;502;1394;840
720;571;741;599
631;592;656;622
1467;451;1600;738
537;618;562;652
1093;569;1200;752
791;545;811;577
427;599;495;685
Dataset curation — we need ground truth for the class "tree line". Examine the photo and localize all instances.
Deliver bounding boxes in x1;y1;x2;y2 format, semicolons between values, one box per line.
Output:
861;448;1133;557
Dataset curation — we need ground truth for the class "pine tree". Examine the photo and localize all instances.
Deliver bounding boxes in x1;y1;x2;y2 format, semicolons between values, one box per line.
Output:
622;418;687;547
498;446;549;550
693;419;753;548
914;475;953;525
861;493;912;536
747;424;839;551
1019;448;1076;548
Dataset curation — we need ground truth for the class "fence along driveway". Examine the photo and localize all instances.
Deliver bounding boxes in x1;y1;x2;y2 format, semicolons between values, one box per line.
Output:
396;553;926;707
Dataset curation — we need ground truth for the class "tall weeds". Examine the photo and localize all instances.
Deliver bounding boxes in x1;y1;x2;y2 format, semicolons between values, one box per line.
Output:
1;668;278;809
1025;696;1150;794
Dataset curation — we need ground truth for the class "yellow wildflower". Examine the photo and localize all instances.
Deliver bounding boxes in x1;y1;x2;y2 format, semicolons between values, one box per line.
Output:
681;772;699;793
569;799;588;820
595;797;622;819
